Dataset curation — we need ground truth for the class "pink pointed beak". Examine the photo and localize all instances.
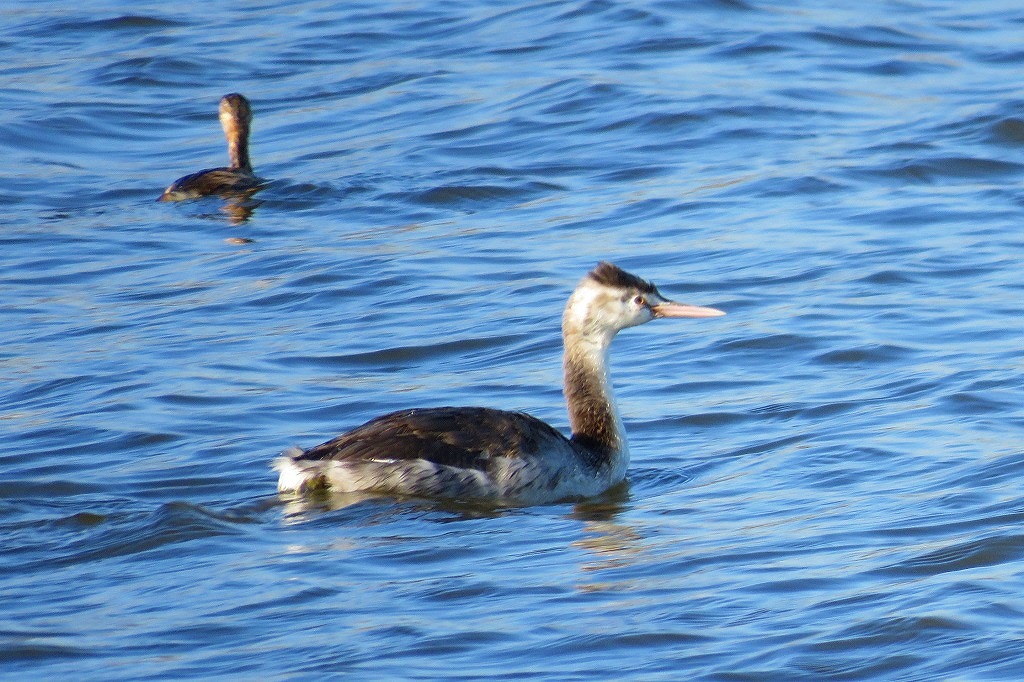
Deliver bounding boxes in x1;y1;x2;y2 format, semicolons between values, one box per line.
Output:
651;300;726;319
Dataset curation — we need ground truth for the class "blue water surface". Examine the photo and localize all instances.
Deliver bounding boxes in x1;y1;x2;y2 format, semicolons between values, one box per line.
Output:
2;1;1024;679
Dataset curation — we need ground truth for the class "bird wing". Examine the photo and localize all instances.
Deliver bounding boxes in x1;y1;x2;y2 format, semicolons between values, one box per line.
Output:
295;406;570;473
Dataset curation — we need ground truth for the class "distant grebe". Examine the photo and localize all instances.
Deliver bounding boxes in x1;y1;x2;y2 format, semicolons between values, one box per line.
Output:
159;93;264;201
275;262;725;504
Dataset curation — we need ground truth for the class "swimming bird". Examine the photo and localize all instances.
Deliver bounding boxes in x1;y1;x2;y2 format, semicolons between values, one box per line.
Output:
159;93;264;201
275;262;725;504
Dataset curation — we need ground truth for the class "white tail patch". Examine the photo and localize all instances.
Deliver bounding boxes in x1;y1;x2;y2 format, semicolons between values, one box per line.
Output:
274;447;321;492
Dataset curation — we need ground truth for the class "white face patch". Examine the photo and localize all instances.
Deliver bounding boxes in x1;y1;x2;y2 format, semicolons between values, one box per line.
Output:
563;281;601;328
564;279;655;340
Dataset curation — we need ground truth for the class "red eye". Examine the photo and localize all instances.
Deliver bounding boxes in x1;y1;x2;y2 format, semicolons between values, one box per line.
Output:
634;295;646;307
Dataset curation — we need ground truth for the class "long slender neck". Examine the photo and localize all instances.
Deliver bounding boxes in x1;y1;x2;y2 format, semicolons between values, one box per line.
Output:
223;117;252;172
562;328;627;465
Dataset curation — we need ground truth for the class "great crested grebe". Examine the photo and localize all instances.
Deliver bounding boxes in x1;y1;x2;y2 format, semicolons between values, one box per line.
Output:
159;93;264;201
275;262;725;504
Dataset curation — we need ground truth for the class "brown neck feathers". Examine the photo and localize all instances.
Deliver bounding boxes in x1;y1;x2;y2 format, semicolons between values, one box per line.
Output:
563;349;622;463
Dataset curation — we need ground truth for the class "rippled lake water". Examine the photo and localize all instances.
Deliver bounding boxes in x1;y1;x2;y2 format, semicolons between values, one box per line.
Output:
3;1;1024;679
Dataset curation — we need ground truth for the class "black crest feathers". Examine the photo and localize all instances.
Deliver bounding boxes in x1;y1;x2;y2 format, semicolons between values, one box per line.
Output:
587;262;658;294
